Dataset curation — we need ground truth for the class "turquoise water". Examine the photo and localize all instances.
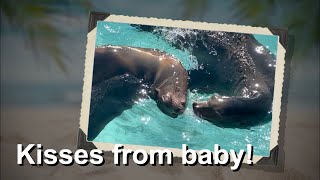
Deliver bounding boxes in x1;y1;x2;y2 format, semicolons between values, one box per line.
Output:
92;21;278;156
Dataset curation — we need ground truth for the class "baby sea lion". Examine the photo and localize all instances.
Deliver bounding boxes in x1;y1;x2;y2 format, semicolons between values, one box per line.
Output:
132;26;276;123
93;45;188;117
191;32;275;122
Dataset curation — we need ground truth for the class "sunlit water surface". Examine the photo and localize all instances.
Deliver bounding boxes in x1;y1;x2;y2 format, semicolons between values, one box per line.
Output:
92;21;278;156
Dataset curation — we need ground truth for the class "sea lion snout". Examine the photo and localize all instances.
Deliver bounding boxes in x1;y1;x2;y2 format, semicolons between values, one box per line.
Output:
173;98;186;114
157;92;187;117
192;102;207;109
193;101;209;116
170;94;187;115
192;101;222;120
173;106;184;114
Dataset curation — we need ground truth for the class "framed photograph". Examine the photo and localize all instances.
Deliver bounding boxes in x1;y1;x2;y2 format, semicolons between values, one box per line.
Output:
78;12;289;168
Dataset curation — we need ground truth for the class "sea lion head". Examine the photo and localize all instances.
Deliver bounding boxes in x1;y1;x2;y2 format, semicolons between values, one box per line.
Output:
155;80;187;118
192;95;226;121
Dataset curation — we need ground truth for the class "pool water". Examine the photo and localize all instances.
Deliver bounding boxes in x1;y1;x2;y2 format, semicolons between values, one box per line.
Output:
92;21;278;156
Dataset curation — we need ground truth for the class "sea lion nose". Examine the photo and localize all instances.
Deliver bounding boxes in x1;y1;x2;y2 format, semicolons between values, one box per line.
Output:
181;101;186;107
192;102;198;108
174;105;185;114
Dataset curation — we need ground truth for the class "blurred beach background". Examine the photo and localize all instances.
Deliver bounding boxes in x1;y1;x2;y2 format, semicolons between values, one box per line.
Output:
1;0;319;180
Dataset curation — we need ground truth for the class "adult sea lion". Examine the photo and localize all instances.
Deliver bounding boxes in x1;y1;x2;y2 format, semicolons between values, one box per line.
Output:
92;45;188;117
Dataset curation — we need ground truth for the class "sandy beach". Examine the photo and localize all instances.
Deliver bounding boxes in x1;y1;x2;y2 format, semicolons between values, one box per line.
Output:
1;104;318;180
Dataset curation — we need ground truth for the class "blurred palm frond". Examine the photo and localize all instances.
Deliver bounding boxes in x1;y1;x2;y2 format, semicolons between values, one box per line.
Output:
180;0;319;57
0;0;92;73
181;0;208;20
232;0;319;56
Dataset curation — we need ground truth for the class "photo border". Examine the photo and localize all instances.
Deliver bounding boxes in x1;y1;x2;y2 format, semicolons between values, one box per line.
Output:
78;12;291;170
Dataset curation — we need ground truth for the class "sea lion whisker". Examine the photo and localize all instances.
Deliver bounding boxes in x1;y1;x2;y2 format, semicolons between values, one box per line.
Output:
215;111;223;119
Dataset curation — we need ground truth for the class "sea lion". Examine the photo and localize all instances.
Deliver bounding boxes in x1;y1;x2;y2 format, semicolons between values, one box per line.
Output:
92;45;188;117
133;25;276;122
190;32;276;122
